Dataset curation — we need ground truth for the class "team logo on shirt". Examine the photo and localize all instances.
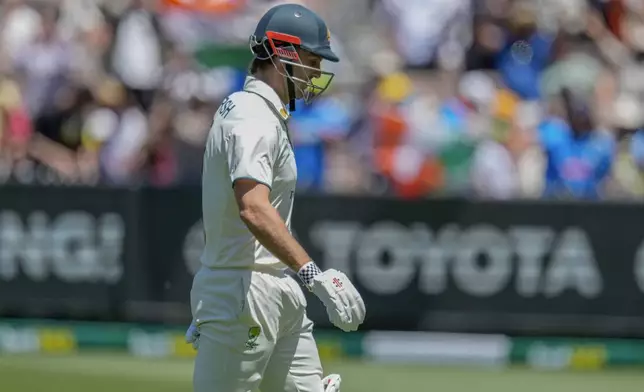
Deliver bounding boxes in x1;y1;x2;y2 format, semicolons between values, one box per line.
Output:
245;326;261;350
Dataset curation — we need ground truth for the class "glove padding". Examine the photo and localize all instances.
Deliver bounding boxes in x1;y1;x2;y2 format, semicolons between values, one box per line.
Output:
185;321;200;350
308;269;365;332
322;374;341;392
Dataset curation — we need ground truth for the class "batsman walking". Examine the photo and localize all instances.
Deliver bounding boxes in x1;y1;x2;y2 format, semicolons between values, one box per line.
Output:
186;3;366;392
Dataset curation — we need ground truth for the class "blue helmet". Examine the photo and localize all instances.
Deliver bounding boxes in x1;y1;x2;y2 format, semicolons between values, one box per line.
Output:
249;3;338;109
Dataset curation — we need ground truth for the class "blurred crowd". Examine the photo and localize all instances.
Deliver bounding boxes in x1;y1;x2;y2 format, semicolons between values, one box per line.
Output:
1;0;644;200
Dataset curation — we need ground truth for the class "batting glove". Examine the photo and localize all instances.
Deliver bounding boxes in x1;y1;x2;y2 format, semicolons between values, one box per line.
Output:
298;262;366;332
322;374;342;392
185;320;200;350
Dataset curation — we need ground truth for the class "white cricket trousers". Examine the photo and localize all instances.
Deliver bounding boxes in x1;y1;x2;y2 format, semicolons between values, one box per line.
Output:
190;265;324;392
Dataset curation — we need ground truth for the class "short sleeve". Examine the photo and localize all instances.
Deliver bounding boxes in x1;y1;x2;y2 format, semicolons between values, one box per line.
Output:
225;121;278;189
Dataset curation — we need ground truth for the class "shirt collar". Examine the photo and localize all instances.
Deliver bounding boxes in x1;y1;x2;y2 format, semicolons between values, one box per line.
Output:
243;76;290;120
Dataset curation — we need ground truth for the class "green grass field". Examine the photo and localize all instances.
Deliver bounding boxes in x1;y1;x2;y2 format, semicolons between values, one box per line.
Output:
1;353;644;392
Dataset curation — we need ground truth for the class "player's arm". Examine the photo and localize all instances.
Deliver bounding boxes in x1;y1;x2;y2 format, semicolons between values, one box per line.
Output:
225;120;311;272
234;179;311;272
227;120;365;332
234;180;365;333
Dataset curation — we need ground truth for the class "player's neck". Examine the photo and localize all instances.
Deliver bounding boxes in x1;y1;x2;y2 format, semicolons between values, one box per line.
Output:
254;69;290;106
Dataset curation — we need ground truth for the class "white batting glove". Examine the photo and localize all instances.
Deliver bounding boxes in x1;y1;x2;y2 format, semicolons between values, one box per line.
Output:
322;374;342;392
185;321;200;350
298;262;366;332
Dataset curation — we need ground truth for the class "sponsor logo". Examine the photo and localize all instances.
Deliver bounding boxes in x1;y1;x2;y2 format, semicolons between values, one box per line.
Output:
245;326;261;350
0;210;125;283
311;222;606;298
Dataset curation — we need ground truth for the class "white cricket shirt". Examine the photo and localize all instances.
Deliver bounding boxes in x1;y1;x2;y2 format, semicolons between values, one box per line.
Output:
200;76;297;269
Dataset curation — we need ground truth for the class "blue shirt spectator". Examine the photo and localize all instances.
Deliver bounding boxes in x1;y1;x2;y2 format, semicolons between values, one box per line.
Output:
289;96;352;190
539;117;615;199
496;32;553;100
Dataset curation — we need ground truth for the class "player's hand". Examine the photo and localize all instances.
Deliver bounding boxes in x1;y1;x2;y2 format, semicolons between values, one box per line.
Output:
322;374;342;392
298;262;365;332
185;321;200;350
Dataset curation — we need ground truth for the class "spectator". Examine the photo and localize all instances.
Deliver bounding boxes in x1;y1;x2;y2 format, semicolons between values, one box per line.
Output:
369;70;443;198
470;88;533;200
109;0;166;112
374;0;472;69
540;88;615;199
540;32;604;100
495;1;554;100
169;97;212;186
0;0;42;63
435;71;497;194
289;93;354;191
0;0;641;200
13;6;73;120
608;93;644;198
0;74;31;183
91;79;151;186
466;15;506;70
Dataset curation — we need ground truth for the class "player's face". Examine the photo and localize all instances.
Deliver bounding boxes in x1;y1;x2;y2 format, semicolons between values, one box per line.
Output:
292;49;322;98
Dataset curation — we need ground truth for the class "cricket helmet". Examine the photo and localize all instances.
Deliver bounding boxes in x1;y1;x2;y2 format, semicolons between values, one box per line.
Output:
249;3;338;110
